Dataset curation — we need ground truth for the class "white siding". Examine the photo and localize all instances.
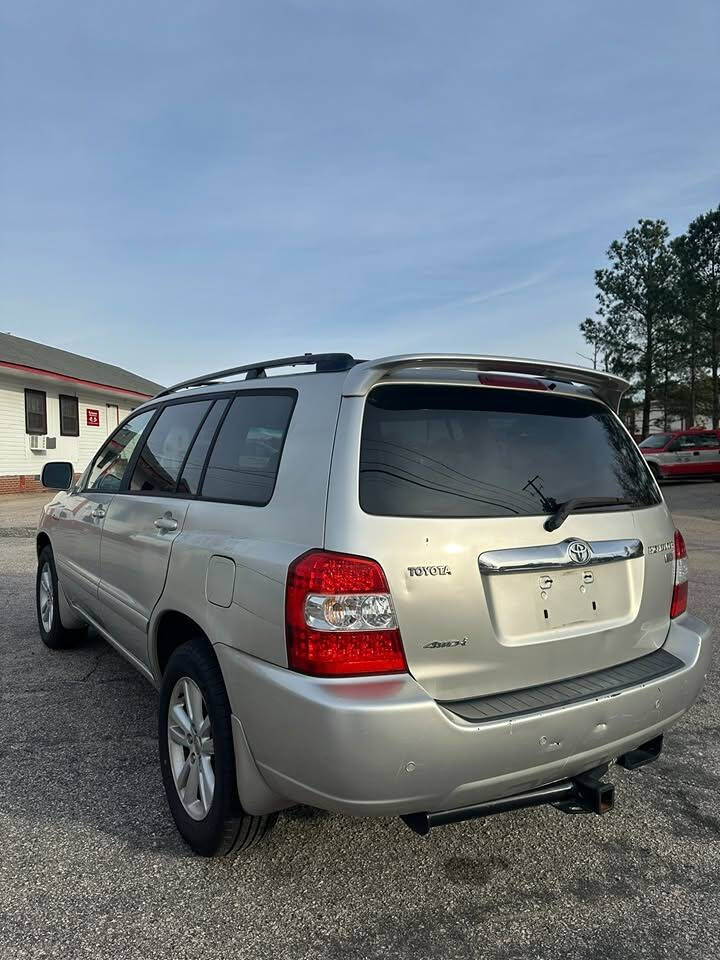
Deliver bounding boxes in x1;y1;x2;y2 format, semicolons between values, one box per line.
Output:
0;371;142;477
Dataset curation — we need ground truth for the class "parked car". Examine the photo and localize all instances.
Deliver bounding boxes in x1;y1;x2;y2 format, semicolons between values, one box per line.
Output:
36;353;712;856
639;428;720;481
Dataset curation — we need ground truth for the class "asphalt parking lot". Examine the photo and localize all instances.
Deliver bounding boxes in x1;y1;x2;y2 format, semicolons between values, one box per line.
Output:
1;484;719;960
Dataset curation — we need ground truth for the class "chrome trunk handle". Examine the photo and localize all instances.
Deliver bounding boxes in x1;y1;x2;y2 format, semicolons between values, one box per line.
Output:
478;538;643;575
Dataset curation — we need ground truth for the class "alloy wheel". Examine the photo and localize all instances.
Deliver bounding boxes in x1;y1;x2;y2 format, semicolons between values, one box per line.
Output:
167;677;216;820
39;562;54;633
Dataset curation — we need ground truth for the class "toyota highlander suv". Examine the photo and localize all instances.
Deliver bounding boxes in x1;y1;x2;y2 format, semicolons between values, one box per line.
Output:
36;353;712;856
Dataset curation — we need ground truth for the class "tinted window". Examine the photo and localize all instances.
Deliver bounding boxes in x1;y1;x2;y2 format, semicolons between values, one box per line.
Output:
87;410;154;493
130;400;211;493
638;433;671;450
201;392;295;504
177;399;229;496
360;385;660;518
59;395;79;436
690;434;719;449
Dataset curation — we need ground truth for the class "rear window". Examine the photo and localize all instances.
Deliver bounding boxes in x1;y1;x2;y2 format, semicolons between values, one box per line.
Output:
360;385;660;518
639;433;672;449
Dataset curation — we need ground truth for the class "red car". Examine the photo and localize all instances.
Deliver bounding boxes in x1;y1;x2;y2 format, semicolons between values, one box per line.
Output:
638;428;720;481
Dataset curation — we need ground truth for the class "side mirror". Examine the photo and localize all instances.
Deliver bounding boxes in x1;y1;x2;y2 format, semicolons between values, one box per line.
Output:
667;440;680;452
41;461;74;490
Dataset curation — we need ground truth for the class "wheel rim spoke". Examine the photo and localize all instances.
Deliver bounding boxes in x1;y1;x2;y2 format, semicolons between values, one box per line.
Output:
199;760;213;814
188;685;204;729
171;703;193;737
176;756;191;789
169;723;189;747
199;737;214;756
184;758;200;806
182;679;195;724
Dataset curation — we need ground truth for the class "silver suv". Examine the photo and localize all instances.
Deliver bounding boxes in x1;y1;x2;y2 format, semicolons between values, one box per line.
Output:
36;353;712;855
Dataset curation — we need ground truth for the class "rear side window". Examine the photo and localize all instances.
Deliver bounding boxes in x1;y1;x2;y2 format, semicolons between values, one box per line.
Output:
201;391;296;504
690;434;719;449
129;400;211;493
87;410;154;493
360;385;660;518
638;433;671;450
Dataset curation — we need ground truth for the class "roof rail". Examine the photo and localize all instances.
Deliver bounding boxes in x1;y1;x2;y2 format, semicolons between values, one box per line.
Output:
154;352;357;398
342;354;630;411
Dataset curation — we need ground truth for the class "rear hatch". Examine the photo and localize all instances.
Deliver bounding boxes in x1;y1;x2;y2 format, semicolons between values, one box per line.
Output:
329;380;677;702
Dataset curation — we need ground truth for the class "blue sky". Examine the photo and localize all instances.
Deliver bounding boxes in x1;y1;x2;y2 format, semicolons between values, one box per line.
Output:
2;1;719;387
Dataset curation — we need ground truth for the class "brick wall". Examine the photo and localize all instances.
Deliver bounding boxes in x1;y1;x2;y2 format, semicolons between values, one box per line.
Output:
0;474;45;495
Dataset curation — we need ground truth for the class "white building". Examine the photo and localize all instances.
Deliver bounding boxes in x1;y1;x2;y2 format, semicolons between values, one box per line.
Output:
0;333;163;494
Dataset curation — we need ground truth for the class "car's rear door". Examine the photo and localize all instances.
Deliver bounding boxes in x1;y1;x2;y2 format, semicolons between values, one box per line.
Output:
696;432;720;475
96;397;220;667
664;433;706;477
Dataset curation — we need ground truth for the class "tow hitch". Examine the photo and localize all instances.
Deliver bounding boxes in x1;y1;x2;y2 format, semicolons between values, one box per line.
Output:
401;766;614;836
401;735;664;836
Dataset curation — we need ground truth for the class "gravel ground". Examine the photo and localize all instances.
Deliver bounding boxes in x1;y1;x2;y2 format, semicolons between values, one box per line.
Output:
0;483;718;960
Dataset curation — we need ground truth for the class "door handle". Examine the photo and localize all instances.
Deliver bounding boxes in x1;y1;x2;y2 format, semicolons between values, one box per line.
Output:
91;506;106;520
693;451;700;456
154;515;178;532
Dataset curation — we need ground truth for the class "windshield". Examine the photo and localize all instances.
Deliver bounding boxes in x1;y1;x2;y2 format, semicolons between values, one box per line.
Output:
360;385;660;518
639;433;672;450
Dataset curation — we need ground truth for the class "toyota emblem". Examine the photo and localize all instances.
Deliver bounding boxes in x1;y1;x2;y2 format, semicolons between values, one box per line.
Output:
568;540;591;565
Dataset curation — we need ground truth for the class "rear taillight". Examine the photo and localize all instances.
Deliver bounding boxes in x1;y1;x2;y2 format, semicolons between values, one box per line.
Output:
285;550;407;677
670;530;688;619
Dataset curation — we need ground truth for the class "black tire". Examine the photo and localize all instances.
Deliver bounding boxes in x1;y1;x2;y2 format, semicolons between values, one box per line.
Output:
158;636;276;857
36;545;87;649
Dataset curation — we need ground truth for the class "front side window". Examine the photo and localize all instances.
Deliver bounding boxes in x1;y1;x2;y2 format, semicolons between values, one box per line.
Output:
59;395;79;436
638;433;671;450
86;409;154;493
25;389;47;435
129;400;211;494
360;385;660;518
201;391;296;504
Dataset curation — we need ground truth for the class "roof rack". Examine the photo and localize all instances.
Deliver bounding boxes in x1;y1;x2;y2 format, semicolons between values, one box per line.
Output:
154;352;357;398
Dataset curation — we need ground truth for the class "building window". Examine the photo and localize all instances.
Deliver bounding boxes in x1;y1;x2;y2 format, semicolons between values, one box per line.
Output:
59;395;80;436
25;389;47;435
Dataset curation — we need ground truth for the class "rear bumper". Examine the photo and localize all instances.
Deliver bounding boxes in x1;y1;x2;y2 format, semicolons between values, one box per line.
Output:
215;613;712;816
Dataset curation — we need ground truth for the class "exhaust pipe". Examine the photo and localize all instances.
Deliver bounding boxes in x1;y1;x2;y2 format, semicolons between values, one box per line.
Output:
401;765;615;836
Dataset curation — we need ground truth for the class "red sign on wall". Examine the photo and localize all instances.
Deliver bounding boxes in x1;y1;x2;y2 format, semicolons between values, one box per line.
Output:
86;408;100;427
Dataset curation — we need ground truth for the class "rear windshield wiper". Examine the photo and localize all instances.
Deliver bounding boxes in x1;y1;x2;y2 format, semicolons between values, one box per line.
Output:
544;497;635;532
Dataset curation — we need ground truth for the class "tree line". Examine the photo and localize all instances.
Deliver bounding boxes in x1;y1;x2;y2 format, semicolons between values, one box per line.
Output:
580;207;720;436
